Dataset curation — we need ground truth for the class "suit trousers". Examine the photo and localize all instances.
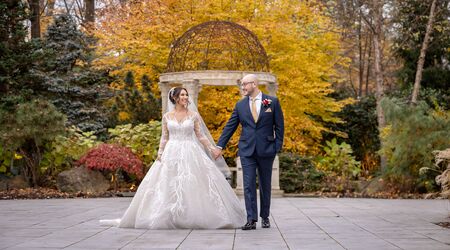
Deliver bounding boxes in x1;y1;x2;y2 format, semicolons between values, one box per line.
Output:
240;152;275;222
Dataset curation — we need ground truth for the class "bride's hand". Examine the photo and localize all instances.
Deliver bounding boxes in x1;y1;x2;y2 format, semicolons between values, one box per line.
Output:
211;148;222;160
216;149;223;159
156;153;162;162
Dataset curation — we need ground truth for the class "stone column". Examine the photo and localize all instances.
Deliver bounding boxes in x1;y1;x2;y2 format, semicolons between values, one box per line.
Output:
267;81;283;196
182;79;200;105
159;82;170;114
235;157;244;192
266;82;278;97
271;156;283;197
236;79;245;96
234;156;284;197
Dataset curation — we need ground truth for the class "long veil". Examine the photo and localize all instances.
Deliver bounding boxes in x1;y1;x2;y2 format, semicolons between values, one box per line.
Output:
166;89;232;181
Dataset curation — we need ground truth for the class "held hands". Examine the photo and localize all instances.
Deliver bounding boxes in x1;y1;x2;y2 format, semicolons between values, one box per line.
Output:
210;147;223;160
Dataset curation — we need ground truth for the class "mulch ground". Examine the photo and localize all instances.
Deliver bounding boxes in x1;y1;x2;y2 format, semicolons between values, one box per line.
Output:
0;187;445;200
0;188;121;200
284;191;436;199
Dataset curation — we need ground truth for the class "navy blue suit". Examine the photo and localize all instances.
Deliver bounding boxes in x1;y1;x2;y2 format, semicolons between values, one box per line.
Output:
217;93;284;222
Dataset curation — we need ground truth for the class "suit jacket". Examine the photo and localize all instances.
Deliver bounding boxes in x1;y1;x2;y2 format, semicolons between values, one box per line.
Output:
217;93;284;157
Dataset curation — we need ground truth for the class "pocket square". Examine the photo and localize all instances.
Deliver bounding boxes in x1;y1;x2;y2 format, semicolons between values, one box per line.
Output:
265;108;272;112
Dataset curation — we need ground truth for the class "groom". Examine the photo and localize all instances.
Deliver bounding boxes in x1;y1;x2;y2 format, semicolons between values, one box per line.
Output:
213;74;284;230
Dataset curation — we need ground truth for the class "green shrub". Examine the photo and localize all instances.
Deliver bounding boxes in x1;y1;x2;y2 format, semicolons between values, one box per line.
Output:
317;138;361;178
40;126;100;180
0;99;66;186
389;86;450;111
107;121;162;168
0;146;21;176
380;97;450;192
279;152;325;193
323;95;380;174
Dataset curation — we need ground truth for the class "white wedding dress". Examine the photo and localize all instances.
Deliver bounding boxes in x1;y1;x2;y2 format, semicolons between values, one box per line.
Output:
100;111;246;229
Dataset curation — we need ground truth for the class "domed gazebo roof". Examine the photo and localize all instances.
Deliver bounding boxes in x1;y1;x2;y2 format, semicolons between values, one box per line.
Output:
159;20;277;110
166;21;270;72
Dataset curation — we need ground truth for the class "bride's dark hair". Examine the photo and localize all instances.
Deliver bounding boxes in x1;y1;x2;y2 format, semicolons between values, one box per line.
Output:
169;87;189;105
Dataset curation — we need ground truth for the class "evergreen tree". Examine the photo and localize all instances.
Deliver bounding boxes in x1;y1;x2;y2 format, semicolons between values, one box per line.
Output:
38;14;113;134
0;9;113;185
380;97;450;192
0;0;42;105
0;99;66;186
112;72;161;125
323;95;380;174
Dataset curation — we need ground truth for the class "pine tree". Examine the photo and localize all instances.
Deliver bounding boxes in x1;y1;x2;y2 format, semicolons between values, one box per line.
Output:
112;72;161;125
0;0;40;104
39;14;113;134
380;97;450;192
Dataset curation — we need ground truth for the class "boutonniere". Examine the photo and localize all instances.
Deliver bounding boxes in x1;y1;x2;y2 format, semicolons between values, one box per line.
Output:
262;98;272;107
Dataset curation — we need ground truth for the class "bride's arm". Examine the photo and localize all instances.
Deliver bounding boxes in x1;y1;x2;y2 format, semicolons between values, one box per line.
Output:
193;113;215;152
157;114;169;160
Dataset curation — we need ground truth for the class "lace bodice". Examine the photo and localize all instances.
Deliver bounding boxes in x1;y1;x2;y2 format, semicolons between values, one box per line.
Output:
157;112;214;156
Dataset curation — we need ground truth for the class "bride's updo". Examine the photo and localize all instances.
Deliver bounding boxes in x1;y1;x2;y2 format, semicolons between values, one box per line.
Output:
169;87;189;104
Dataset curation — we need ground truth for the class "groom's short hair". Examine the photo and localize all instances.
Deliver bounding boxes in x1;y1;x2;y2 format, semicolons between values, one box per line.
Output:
242;74;258;84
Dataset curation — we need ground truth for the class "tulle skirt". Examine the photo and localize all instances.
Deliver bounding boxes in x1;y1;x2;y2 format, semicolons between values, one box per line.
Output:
100;140;246;229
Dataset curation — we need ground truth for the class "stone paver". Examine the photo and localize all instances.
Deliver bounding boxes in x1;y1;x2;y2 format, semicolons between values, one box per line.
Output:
1;198;449;250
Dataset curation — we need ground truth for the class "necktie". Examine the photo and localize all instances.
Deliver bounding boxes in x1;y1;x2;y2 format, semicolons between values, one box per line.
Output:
251;97;258;122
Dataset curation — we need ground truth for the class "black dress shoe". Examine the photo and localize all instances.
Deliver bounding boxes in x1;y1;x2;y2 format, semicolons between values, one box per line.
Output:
241;221;256;230
261;218;270;228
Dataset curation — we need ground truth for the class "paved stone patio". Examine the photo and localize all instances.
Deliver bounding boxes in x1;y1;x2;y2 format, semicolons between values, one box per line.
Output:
1;197;449;249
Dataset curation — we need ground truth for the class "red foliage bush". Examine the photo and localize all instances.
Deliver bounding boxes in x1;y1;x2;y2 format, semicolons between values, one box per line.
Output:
76;144;144;178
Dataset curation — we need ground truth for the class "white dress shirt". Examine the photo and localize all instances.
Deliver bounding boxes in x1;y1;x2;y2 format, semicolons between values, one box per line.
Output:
249;91;262;116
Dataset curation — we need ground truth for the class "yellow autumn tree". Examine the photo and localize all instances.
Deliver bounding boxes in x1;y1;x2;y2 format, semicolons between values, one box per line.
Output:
94;0;352;157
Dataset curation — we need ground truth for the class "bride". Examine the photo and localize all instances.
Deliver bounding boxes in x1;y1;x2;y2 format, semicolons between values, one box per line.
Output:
100;87;246;229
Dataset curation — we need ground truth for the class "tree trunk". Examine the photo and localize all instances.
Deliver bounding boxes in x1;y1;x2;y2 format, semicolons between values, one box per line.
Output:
349;67;358;96
19;147;41;187
373;0;386;170
411;0;437;104
29;0;41;38
84;0;95;24
358;7;364;98
373;0;385;127
365;33;372;96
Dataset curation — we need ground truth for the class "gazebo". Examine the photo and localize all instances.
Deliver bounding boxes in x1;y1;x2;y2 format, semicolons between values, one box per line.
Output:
159;21;283;196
